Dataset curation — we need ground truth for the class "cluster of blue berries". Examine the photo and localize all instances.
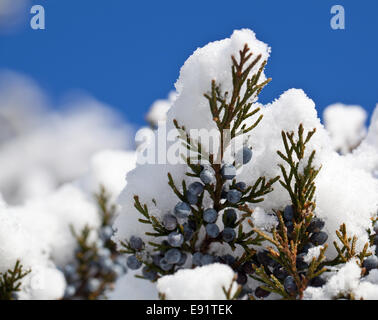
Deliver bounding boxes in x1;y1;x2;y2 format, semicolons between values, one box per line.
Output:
125;146;254;281
63;225;127;300
253;206;329;298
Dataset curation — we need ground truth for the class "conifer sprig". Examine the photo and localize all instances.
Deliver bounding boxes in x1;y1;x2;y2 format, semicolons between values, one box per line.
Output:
0;260;30;300
252;125;327;299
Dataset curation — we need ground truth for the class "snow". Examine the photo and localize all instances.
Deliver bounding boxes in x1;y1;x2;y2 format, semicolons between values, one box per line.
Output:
304;259;378;300
157;263;238;300
0;148;137;299
0;203;66;300
0;28;376;300
146;91;177;127
304;246;324;264
0;72;133;204
323;103;367;154
107;270;158;300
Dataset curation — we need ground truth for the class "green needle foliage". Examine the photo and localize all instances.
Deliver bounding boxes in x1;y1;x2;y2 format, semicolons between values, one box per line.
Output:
65;186;123;300
0;260;30;300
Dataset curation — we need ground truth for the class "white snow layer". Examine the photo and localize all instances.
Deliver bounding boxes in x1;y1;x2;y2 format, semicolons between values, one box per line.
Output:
157;263;237;300
323;103;367;154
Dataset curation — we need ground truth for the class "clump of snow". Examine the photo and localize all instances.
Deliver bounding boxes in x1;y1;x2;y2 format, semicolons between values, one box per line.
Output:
107;270;158;300
0;203;66;300
304;246;324;264
146;91;177;127
0;72;133;204
157;263;237;300
250;207;278;231
348;104;378;176
76;150;137;201
8;184;101;267
304;259;378;300
323;103;367;154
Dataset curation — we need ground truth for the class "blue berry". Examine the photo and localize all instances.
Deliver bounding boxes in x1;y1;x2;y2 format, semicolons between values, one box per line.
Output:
142;266;157;281
174;202;191;219
201;254;215;265
283;205;294;221
177;252;187;266
152;254;163;267
127;255;142;270
221;254;236;266
206;223;220;238
64;285;76;298
186;191;198;205
374;222;378;234
300;243;314;254
285;221;294;235
307;218;325;233
97;247;111;258
64;263;76;276
236;146;253;165
235;181;247;191
130;236;144;250
310;276;326;288
100;225;113;241
223;209;237;227
284;276;297;295
362;255;378;271
188;182;204;195
374;235;378;246
227;189;242;204
99;257;113;272
168;232;184;247
203;208;218;223
183;223;194;241
165;248;182;264
242;261;254;274
222;227;236;242
310;231;328;245
192;252;203;266
296;253;309;270
221;186;229;199
221;164;236;180
200;168;216;185
159;258;173;271
257;250;275;267
163;214;177;231
95;238;104;248
237;272;247;285
273;265;289;281
87;278;101;292
255;286;270;298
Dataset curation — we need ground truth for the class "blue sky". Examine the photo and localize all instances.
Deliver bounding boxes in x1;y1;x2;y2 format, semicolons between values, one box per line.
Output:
0;0;377;128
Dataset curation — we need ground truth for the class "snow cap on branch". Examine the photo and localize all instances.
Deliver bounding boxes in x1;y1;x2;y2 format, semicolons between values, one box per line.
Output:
157;263;237;300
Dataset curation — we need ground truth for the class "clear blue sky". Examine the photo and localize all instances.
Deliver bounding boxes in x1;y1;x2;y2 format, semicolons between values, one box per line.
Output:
0;0;377;127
